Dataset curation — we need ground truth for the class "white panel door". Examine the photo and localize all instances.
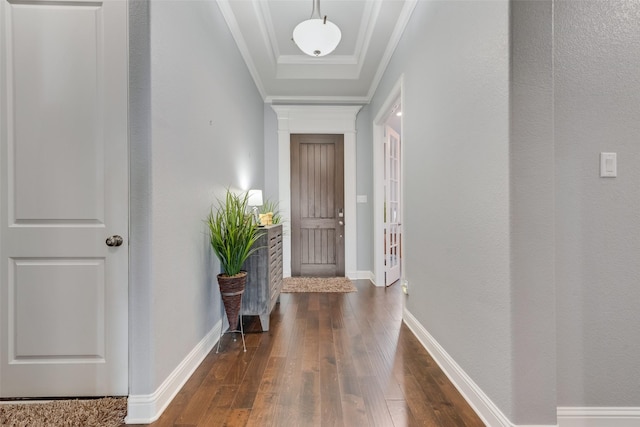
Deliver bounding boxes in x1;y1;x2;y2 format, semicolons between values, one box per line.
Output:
0;0;128;397
384;126;401;286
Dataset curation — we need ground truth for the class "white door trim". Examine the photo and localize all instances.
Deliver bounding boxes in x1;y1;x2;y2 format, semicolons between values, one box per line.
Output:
271;105;361;279
373;76;403;287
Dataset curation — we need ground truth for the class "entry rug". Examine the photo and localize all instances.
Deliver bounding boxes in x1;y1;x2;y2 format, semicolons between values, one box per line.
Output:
0;397;126;427
281;276;357;293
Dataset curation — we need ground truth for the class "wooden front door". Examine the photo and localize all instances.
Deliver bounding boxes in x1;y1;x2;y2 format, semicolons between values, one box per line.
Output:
290;134;345;277
0;0;129;397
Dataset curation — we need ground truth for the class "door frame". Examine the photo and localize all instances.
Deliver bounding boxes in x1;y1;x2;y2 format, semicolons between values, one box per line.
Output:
271;105;361;278
373;76;404;287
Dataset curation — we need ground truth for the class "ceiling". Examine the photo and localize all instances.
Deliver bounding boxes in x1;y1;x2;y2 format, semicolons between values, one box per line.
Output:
216;0;417;104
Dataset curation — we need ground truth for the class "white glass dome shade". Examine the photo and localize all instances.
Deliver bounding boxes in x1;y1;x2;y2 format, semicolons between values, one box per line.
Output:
292;0;341;57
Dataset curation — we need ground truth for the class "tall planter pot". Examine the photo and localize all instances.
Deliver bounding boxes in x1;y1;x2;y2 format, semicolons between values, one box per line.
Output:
217;271;247;331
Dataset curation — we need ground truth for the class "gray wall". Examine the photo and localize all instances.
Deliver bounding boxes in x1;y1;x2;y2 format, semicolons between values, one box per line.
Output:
510;1;556;422
129;0;264;395
355;106;373;272
367;0;640;422
129;0;154;394
263;105;279;203
369;0;515;419
555;0;640;407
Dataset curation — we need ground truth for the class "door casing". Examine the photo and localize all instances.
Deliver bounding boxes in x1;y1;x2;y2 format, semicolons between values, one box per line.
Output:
373;77;404;287
271;105;361;279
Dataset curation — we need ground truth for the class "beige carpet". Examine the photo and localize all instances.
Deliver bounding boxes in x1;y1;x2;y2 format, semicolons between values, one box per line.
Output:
281;276;357;293
0;397;126;427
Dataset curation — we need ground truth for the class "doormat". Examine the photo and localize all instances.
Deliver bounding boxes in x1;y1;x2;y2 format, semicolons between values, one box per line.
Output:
281;276;357;293
0;397;126;427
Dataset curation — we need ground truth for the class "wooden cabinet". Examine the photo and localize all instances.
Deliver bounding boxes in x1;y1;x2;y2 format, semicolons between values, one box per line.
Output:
241;224;283;331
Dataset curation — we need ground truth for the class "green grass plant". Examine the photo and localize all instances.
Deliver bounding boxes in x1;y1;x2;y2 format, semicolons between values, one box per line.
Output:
207;190;263;276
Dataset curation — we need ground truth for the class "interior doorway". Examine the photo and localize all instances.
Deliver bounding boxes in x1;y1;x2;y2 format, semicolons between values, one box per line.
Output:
373;78;404;287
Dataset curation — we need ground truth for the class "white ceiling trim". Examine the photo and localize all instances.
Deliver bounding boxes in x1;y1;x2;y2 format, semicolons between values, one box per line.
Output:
277;55;358;66
253;0;280;67
266;95;369;105
366;0;418;101
354;0;382;76
216;0;267;100
217;0;419;104
256;0;280;62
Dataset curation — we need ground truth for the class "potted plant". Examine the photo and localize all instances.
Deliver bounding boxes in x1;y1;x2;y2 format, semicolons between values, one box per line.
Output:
257;198;283;226
207;189;262;332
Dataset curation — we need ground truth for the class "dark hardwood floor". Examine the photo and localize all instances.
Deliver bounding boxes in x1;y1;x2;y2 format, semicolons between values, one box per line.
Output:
130;279;485;427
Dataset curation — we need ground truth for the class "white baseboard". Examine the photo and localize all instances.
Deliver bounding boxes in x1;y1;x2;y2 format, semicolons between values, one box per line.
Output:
558;407;640;427
347;270;375;282
403;308;558;427
403;308;512;426
125;320;222;424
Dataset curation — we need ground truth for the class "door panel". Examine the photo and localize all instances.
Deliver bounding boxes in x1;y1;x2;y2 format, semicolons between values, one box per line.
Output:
385;126;401;286
11;2;104;222
13;259;105;358
291;134;344;277
0;0;128;397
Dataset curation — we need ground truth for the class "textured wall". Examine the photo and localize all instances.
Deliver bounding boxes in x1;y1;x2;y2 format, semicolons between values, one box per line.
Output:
128;0;154;395
369;0;514;418
129;0;264;394
263;105;279;202
509;1;556;423
355;106;373;272
555;0;640;407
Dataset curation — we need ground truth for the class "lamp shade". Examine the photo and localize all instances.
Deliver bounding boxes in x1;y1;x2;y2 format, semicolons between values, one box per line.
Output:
293;18;341;57
247;189;263;207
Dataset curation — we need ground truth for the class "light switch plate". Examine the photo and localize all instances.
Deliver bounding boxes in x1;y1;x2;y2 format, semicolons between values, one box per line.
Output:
356;195;367;203
600;152;617;177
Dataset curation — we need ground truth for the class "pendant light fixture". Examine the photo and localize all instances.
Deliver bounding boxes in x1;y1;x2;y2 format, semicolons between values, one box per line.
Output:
293;0;341;57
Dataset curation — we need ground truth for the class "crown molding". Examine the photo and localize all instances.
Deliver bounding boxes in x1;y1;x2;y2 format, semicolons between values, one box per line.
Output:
254;0;278;68
218;0;418;104
277;55;358;66
367;0;418;101
355;0;382;76
216;0;267;100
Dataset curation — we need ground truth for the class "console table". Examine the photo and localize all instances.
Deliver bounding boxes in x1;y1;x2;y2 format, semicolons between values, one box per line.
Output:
241;224;283;331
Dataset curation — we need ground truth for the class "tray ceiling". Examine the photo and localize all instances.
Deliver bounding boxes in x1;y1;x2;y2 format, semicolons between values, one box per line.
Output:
216;0;417;104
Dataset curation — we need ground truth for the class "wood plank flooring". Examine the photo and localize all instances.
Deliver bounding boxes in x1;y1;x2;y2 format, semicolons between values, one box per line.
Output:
130;280;485;427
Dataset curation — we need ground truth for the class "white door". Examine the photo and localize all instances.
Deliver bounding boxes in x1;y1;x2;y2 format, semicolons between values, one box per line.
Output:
0;0;128;397
384;126;401;286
